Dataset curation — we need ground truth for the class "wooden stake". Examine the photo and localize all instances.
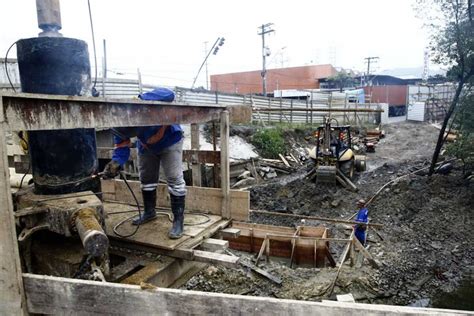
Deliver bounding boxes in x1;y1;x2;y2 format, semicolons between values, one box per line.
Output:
255;236;267;266
328;231;354;296
220;111;230;219
0;95;27;315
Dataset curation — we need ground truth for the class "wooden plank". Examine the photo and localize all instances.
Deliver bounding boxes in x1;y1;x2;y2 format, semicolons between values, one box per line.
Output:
23;274;465;315
227;104;252;124
191;123;202;187
278;154;291;167
220;111;230;219
220;228;241;239
102;179;250;222
104;202;222;249
182;150;220;164
120;256;206;290
0;110;26;314
180;219;232;250
201;239;229;252
193;250;239;268
2;93;226;131
105;204;191;250
329;231;354;296
239;260;282;285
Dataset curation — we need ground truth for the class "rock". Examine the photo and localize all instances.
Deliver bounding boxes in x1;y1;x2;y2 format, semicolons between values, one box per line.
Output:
238;170;251;180
436;163;453;175
231;177;256;188
408;298;430;307
260;166;271;173
265;171;277;179
430;241;443;250
331;200;340;207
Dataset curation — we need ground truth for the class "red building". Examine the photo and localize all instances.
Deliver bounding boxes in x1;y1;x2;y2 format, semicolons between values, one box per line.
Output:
210;64;337;94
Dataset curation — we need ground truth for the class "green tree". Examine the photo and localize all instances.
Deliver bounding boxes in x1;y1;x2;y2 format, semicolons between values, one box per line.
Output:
418;0;474;175
327;70;354;92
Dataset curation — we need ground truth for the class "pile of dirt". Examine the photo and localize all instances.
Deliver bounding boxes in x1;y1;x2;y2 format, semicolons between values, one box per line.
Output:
184;121;474;308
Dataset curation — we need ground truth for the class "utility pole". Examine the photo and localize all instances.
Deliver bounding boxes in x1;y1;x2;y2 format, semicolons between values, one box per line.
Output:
258;23;274;96
204;41;209;90
102;39;107;78
364;56;379;85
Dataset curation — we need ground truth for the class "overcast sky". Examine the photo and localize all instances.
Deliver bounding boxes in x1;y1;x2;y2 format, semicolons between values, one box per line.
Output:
1;0;433;87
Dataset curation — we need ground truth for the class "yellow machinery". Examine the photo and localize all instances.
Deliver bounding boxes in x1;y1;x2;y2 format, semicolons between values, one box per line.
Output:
309;118;366;186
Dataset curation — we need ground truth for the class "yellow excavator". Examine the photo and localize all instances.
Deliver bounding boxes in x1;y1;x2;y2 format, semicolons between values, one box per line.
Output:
308;118;366;188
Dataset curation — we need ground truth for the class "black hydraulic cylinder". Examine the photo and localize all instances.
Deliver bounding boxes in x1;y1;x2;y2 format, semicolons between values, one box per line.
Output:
16;37;99;194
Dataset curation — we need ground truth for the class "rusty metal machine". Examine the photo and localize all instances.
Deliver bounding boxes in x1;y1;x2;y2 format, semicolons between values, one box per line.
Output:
13;0;109;280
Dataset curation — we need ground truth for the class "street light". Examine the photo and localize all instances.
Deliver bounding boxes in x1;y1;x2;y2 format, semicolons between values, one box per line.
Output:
191;37;225;89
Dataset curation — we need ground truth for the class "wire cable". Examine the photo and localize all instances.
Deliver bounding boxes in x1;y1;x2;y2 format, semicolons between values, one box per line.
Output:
108;208;211;226
4;40;19;93
18;162;31;189
87;0;99;95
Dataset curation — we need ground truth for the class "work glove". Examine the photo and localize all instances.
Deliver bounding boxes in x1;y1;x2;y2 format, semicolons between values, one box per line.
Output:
103;160;122;179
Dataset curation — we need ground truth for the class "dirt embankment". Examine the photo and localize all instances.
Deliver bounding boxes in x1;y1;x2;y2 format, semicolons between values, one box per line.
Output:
185;122;474;309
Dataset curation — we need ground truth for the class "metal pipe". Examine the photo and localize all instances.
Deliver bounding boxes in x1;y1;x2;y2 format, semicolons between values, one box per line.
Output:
36;0;62;37
74;207;109;257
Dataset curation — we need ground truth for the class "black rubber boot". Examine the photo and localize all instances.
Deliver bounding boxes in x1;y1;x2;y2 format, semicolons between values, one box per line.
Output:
132;190;157;225
168;194;185;239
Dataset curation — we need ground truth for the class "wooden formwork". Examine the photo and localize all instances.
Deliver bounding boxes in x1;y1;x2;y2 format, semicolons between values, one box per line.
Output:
224;222;333;267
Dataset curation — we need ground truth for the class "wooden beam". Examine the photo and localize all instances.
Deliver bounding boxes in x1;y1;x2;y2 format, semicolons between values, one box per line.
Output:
191;123;202;186
2;93;226;131
220;111;230;219
193;250;239;268
23;274;465;315
220;228;241;239
200;238;229;252
0;96;26;315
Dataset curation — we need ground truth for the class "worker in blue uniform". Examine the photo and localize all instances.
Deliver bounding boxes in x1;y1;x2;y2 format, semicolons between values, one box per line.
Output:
103;88;186;239
354;199;369;246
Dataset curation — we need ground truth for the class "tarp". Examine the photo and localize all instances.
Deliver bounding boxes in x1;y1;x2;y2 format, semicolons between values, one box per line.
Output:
139;87;175;102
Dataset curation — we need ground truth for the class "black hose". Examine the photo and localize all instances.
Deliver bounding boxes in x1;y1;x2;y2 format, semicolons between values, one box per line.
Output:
112;171;142;238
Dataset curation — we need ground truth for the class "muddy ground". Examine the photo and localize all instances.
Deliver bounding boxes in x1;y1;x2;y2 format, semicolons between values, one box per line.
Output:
184;121;474;310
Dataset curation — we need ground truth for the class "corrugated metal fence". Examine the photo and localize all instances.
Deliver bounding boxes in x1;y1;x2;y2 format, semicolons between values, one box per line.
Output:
0;65;380;125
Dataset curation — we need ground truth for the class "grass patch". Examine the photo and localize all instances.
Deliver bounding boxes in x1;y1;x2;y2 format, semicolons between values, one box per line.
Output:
251;128;285;159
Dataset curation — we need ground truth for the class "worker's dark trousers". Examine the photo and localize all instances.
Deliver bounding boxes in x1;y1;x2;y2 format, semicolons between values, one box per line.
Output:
138;139;186;197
